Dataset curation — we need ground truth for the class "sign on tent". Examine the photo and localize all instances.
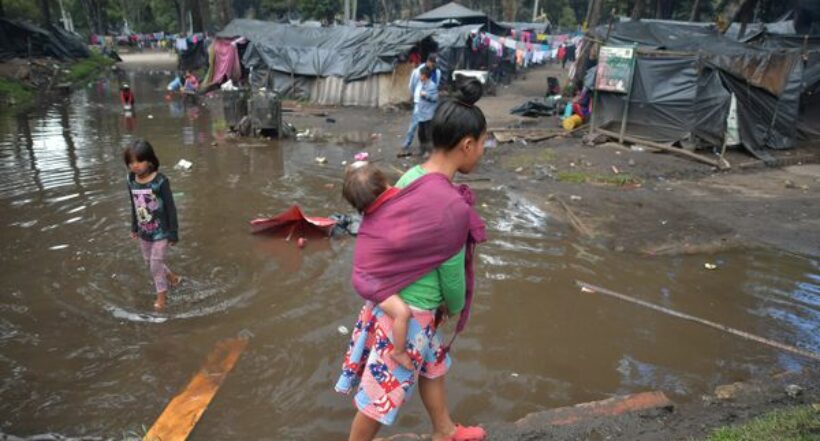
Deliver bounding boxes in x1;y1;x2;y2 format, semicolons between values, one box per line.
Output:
595;46;636;94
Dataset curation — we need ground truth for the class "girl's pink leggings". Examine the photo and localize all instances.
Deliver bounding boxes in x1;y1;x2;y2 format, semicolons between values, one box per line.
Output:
139;239;171;293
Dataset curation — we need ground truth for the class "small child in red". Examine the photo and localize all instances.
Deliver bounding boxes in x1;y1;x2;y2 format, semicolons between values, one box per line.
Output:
120;84;135;109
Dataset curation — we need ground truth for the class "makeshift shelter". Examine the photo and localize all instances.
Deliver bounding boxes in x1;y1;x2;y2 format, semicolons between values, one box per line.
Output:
588;20;816;159
0;18;90;60
413;2;509;35
216;19;472;107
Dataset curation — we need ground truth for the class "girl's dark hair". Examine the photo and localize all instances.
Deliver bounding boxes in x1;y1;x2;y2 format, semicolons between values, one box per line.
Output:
431;77;486;151
419;65;431;77
122;139;160;171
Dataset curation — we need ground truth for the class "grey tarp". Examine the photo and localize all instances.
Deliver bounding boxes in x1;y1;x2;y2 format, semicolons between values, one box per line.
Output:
595;56;727;145
218;19;436;81
0;18;89;60
590;20;811;155
412;2;509;35
415;2;487;21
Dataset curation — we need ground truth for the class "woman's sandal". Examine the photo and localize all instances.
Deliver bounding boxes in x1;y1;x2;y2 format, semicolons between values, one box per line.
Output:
443;424;486;441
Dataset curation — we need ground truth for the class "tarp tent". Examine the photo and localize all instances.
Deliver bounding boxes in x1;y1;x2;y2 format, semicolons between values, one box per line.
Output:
218;19;436;80
0;18;90;60
589;20;814;158
413;2;509;35
216;19;472;106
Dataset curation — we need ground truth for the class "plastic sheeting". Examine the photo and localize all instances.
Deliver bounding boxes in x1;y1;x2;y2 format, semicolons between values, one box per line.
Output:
590;20;813;154
0;18;89;60
593;20;799;96
218;19;437;81
204;39;242;87
596;56;727;144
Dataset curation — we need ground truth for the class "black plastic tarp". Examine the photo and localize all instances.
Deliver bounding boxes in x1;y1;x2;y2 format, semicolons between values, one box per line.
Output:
595;56;727;145
415;2;487;21
218;19;437;81
218;19;475;83
0;18;89;60
590;20;812;154
412;2;509;35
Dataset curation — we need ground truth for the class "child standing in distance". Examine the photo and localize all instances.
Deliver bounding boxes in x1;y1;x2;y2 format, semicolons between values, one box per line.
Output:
120;84;135;110
124;139;181;310
342;162;415;371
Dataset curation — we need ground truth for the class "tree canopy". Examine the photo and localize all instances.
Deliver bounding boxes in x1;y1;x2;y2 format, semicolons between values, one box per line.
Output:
0;0;804;35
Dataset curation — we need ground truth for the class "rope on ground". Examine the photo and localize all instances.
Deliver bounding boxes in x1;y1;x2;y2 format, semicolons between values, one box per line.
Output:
575;280;820;363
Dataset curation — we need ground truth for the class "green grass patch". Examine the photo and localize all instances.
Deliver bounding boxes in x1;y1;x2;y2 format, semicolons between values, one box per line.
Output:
502;149;556;169
65;54;115;83
557;171;642;186
704;405;820;441
0;77;34;105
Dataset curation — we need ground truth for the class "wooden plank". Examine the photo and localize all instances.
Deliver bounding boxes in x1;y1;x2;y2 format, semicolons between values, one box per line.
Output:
143;337;249;441
595;128;725;168
516;391;673;428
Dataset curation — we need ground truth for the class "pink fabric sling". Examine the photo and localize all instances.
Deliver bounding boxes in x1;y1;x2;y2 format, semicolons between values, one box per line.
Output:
352;172;486;336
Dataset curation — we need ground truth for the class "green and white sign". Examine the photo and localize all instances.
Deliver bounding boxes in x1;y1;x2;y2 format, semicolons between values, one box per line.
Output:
595;45;636;94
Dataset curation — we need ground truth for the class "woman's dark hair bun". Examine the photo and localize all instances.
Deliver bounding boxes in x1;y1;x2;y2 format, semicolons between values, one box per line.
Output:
452;77;483;106
430;77;487;152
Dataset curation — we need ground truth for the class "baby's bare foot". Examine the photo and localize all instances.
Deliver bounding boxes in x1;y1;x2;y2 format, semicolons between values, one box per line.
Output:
154;291;167;310
391;351;414;370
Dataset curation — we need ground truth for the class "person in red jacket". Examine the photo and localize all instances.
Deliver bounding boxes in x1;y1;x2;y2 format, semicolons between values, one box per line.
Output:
120;84;135;109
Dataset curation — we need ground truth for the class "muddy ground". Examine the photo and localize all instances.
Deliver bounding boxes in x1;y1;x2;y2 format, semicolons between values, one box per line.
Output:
486;370;819;441
284;63;820;259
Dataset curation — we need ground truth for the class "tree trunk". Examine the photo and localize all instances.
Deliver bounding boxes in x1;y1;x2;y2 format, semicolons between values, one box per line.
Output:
631;0;643;20
94;0;105;34
40;0;52;25
572;0;605;87
186;0;205;33
199;0;210;31
690;0;701;21
380;0;389;23
216;0;233;28
717;0;758;32
172;0;186;33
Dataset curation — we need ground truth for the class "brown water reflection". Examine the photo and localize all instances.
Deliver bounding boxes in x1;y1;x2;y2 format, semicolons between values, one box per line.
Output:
0;72;817;439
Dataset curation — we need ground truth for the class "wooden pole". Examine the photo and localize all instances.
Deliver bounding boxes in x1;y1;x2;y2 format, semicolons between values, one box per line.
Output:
595;128;724;168
617;45;638;144
576;281;820;363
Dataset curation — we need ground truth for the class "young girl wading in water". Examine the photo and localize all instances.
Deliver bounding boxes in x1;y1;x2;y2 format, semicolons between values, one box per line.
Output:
336;79;488;441
124;139;180;310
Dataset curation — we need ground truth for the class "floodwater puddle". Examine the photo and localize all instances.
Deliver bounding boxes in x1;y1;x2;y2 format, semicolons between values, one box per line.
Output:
0;71;816;439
